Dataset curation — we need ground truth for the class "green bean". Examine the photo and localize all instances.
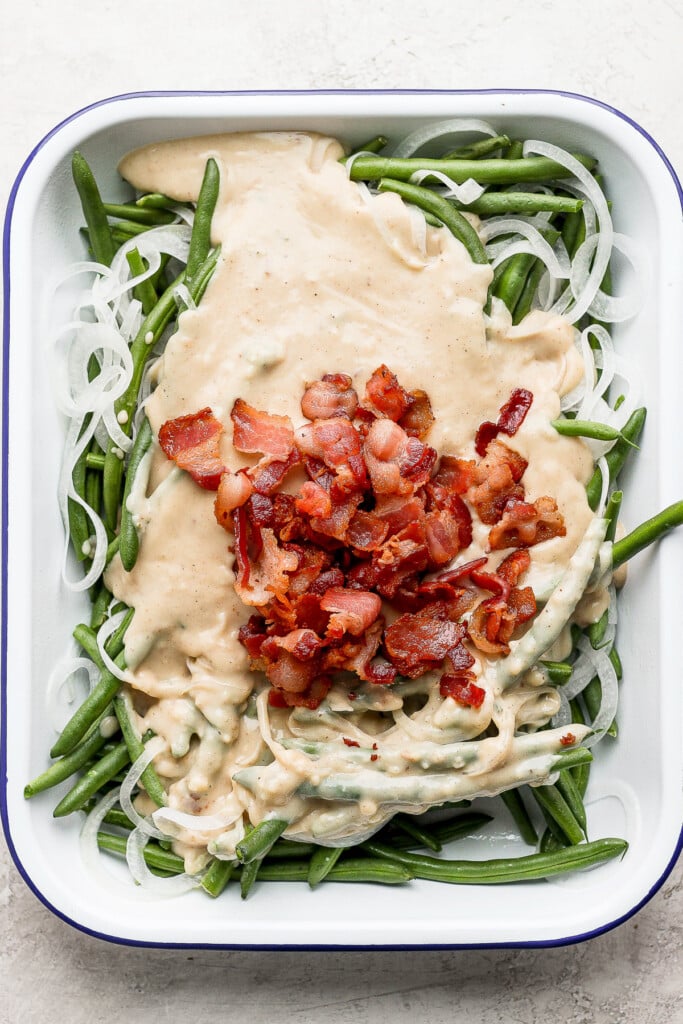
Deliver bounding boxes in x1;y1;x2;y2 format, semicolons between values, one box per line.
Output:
72;152;114;266
540;828;565;854
240;856;262;899
97;830;185;875
529;785;584;845
307;846;344;887
346;135;388;157
540;660;573;685
103;202;175;226
561;207;586;260
582;677;618;739
126;248;158;315
236;818;288;864
102;806;135;830
24;712;115;798
85;451;105;470
382;811;492;851
363;837;626;883
452;193;582;216
185;158;220;290
119;418;153;571
392;814;442;853
113;694;166;807
104;218;150;237
604;490;623;543
587;607;609;649
512;258;546;324
349;153;597;185
136;192;189;211
90;584;112;630
586;407;646;510
53;739;130;816
201;858;234;898
67;457;91;562
569;700;591;797
255;858;413;885
612;500;683;569
505;140;524;160
555;769;587;833
443;134;511;159
265;839;316;860
610;646;623;681
73;623;102;666
377;179;488;264
500;789;537;846
552;419;624;442
50;651;126;758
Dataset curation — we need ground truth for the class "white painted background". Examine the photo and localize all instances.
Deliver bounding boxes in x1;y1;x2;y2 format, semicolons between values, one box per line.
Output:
1;2;681;1021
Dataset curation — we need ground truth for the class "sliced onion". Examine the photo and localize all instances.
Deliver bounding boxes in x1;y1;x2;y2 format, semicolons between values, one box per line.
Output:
408;169;484;204
46;654;99;731
392;118;498;158
125;825;202;896
120;736;168;839
80;787;128;885
482;218;571;281
96;610;134;683
152;803;243;835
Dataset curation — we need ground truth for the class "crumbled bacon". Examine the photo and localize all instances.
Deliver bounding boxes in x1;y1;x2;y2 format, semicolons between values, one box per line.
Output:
158;408;225;490
159;368;565;708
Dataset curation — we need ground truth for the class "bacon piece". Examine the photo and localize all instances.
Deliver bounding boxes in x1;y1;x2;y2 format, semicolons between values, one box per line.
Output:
233;526;298;607
214;470;253;528
365;364;414;421
323;619;394;684
398;389;435;439
439;675;486;708
475;388;533;456
237;615;269;659
250;448;300;495
391;577;478;617
301;374;359;421
309;493;363;543
384;604;467;678
296;418;368;494
373;494;425;535
284;545;332;596
320;587;382;639
488;496;566;550
158;408;224;490
263;648;322;694
435;556;488;586
467;548;536;656
430;455;476;497
268;675;332;709
261;628;324;662
349;521;430;599
346;511;389;552
423;509;465;567
231;399;294;459
467;440;528;525
364;419;437;496
296;481;332;519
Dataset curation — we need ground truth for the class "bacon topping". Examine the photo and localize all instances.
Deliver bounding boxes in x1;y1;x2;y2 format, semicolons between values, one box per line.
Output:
475;387;533;456
488;496;566;550
301;374;359;421
365;364;414;421
384;605;467;678
231;399;294;459
320;587;382;638
158;408;224;490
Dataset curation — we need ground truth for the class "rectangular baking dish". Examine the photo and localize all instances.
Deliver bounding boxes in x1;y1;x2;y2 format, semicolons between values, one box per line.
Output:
3;89;682;948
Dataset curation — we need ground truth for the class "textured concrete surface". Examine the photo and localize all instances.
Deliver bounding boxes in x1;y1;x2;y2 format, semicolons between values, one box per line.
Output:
1;1;682;1021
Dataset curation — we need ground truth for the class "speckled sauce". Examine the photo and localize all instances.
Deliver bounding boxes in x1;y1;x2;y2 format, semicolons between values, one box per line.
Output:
106;131;605;867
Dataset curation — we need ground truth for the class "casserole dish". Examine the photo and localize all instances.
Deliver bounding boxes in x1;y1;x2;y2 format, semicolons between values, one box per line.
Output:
2;89;682;948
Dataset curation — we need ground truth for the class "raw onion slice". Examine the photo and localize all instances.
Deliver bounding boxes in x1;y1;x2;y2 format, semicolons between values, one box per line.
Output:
96;610;135;683
392;118;498;158
481;217;571;281
80;786;129;886
125;826;202;896
152;802;244;836
408;168;485;205
120;735;168;839
46;653;100;731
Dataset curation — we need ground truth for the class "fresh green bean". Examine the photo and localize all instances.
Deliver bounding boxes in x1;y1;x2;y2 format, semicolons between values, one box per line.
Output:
501;789;538;846
236;819;288;864
452;193;582;216
392;814;442;853
505;140;524;160
363;837;626;883
540;828;565;854
443;135;511;159
90;584;112;629
346;135;388;156
377;179;488;264
240;856;262;899
73;623;103;666
540;660;573;685
103;202;175;226
605;491;623;543
612;500;683;569
67;457;91;562
552;419;624;442
50;651;126;758
119;417;153;571
512;258;546;324
185;157;220;290
561;207;586;260
587;608;609;649
349;153;597;185
102;806;135;830
586;407;646;510
610;646;623;681
201;858;234;897
255;858;413;885
24;712;115;798
72;152;115;266
126;248;158;315
265;839;317;860
383;811;492;851
582;677;618;739
113;694;166;807
529;785;584;845
569;700;591;797
53;740;130;816
555;769;587;833
307;846;344;887
97;830;185;875
136;192;189;211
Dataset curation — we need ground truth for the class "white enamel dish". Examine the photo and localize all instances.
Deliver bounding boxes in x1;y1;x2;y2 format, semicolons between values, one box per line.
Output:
2;90;682;948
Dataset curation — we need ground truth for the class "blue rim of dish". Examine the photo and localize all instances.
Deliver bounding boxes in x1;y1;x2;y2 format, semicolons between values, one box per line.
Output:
2;88;682;951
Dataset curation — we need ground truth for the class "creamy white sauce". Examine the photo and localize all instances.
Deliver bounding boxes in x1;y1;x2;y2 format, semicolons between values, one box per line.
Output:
106;131;604;860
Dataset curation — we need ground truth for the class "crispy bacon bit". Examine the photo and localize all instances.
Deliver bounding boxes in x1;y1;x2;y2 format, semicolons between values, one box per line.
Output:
231;399;294;459
296;418;368;494
343;737;360;747
560;732;577;747
424;509;465;567
467;440;528;524
398;389;435;438
467;549;536;657
250;448;300;496
365;364;414;421
488;496;566;550
295;481;332;519
320;587;381;639
233;526;299;607
346;511;389;552
268;675;332;709
475;388;533;456
238;615;268;659
384;604;467;678
364;419;437;496
439;675;486;708
214;470;253;527
158;408;225;490
301;374;359;421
